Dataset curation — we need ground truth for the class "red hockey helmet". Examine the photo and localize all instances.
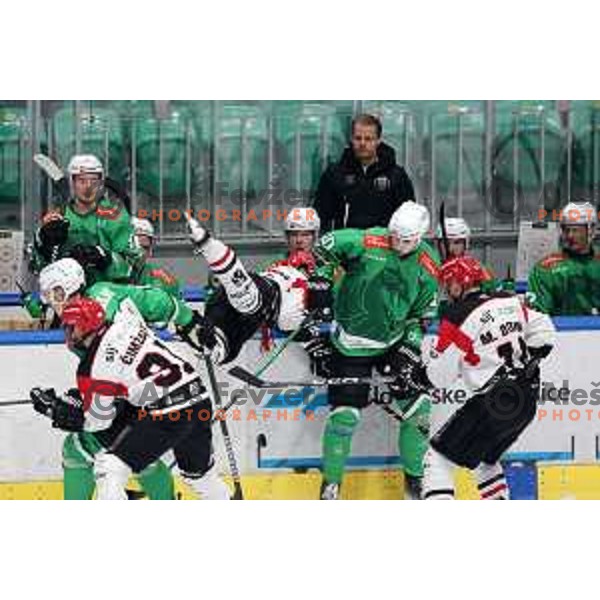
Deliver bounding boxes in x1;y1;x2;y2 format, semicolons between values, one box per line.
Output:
440;256;486;289
61;296;106;336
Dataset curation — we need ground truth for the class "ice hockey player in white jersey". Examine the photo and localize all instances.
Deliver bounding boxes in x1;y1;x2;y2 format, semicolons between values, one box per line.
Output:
30;294;230;500
391;256;555;499
184;212;326;365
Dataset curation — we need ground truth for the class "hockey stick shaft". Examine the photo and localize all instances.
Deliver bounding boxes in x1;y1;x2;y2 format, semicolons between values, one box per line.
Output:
439;201;450;262
203;353;244;500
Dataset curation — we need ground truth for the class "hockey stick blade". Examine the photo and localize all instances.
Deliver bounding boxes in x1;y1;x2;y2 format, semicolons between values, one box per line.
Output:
33;154;64;181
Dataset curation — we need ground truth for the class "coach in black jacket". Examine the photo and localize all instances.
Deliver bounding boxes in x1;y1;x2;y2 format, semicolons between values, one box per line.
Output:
314;114;415;232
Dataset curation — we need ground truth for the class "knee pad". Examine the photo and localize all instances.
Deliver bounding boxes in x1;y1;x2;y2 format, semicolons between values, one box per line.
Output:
326;406;361;436
423;447;456;500
94;451;131;500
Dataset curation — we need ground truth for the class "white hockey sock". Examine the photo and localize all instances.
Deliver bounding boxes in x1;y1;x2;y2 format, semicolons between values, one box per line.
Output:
423;448;455;500
94;451;131;501
475;462;509;500
182;463;231;500
201;238;260;315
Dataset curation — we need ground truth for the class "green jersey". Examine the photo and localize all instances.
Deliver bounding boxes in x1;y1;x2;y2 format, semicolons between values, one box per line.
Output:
527;249;600;315
85;281;193;329
316;228;441;357
133;262;182;297
30;196;143;284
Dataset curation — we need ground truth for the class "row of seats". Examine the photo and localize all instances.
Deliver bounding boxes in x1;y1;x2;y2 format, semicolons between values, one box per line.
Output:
2;100;600;211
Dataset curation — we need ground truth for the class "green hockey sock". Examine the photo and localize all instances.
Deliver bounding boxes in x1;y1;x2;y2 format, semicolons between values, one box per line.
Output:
322;407;361;485
136;461;175;500
397;396;431;477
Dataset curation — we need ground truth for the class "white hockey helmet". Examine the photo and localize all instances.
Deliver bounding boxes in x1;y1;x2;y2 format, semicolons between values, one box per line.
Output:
560;201;597;226
435;217;471;240
559;201;597;253
262;264;308;332
388;201;430;255
131;217;156;239
67;154;104;199
285;207;321;232
39;258;85;306
67;154;104;179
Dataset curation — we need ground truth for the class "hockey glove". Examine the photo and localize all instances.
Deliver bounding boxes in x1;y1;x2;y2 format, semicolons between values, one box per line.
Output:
307;277;334;323
177;311;217;353
185;214;211;251
31;387;85;432
303;336;334;378
68;244;112;271
382;345;432;398
36;213;69;257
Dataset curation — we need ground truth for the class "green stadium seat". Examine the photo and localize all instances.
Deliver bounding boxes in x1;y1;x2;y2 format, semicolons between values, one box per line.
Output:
424;102;486;197
274;103;347;197
208;103;270;205
135;109;199;199
569;100;600;199
493;101;565;198
0;108;28;201
51;107;126;184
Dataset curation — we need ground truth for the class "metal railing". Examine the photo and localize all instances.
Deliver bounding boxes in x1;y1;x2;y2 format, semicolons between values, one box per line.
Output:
0;100;597;249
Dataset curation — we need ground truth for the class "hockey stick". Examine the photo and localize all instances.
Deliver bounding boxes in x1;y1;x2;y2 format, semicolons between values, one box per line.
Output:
202;352;244;500
439;201;450;262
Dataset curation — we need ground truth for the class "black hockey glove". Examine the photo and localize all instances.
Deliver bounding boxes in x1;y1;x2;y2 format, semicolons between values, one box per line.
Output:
68;244;112;271
177;311;217;353
307;278;333;323
303;336;334;378
381;345;432;398
30;387;85;432
37;214;69;257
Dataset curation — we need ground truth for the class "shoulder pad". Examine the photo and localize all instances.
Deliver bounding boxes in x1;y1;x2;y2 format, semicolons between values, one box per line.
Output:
417;251;440;278
363;234;391;250
538;252;567;269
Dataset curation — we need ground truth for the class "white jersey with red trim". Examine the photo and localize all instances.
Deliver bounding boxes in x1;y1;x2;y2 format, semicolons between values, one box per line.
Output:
76;298;201;432
260;264;308;331
424;291;555;394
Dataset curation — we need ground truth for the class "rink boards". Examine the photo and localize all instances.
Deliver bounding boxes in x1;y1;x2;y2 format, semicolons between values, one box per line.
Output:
1;318;600;499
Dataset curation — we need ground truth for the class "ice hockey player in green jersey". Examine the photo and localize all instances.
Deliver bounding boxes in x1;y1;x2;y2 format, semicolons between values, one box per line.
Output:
527;201;600;315
29;155;143;286
37;258;229;500
527;202;600;316
130;216;182;297
315;201;441;499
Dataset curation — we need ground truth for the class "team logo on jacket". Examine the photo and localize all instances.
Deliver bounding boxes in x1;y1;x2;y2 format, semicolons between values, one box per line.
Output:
364;235;391;250
373;176;390;192
231;268;249;287
344;174;356;186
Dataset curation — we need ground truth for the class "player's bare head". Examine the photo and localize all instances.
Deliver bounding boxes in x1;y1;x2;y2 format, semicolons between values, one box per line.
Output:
351;114;382;165
132;217;155;259
388;201;430;257
68;154;104;205
39;258;86;317
560;202;597;254
285;208;320;253
61;296;106;350
435;217;470;259
440;256;485;301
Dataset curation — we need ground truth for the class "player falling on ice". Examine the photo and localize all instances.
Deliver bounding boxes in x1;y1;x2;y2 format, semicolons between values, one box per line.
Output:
185;208;329;367
390;256;555;499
